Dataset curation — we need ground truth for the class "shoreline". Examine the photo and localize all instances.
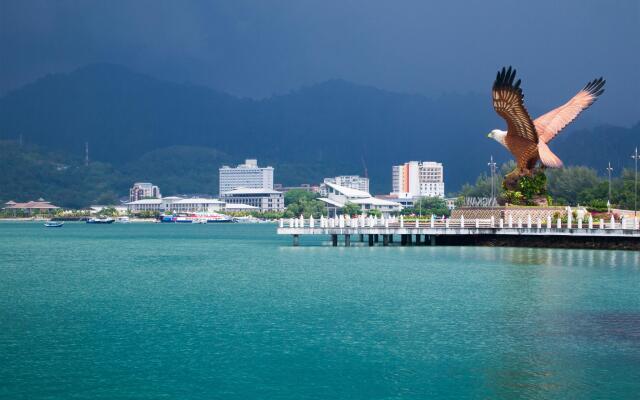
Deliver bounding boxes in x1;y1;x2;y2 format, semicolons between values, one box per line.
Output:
0;217;158;223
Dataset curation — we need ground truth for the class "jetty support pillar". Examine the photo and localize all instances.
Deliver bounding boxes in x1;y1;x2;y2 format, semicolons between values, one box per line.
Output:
383;234;389;246
293;234;300;247
345;234;351;247
331;234;338;247
368;234;374;246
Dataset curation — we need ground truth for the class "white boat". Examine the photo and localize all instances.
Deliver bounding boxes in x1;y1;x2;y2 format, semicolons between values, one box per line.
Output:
233;216;262;223
116;216;130;223
86;217;115;224
164;212;233;223
203;212;233;223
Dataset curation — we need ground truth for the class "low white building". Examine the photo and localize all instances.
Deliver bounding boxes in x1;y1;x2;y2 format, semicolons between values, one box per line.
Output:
126;198;163;213
220;188;285;212
171;198;225;213
318;182;402;217
126;197;224;213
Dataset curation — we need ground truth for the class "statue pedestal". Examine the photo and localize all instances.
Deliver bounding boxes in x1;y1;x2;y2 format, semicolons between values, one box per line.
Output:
452;206;566;221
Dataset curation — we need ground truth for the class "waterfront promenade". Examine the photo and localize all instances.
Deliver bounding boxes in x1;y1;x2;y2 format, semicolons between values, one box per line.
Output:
278;214;640;249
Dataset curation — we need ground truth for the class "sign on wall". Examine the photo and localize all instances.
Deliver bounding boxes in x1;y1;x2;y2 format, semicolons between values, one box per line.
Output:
462;197;498;207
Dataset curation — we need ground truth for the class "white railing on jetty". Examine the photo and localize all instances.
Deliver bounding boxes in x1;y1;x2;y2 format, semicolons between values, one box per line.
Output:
278;214;640;232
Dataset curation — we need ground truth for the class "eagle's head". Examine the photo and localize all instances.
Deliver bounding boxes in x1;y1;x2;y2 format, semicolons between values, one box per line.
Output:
488;129;508;148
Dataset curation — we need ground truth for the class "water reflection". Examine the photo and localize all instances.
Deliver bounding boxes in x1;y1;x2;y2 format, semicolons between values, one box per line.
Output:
457;246;640;270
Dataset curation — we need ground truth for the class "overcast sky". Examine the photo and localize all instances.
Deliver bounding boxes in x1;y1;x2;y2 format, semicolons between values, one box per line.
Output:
1;0;639;125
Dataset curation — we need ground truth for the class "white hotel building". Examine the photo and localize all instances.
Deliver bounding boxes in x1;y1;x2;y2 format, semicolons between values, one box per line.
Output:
392;161;445;198
217;159;284;212
219;159;274;194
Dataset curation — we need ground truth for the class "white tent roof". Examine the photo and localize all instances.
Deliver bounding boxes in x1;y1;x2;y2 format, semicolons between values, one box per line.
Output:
324;182;370;198
318;197;345;208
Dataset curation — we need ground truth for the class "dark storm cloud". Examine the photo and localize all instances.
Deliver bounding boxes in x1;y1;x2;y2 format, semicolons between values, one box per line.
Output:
1;0;638;124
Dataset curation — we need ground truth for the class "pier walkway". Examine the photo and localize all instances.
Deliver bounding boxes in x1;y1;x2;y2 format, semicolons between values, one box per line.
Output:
277;214;640;250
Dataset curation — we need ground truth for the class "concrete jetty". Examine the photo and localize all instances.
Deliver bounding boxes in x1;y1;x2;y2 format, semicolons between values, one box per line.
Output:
278;214;640;250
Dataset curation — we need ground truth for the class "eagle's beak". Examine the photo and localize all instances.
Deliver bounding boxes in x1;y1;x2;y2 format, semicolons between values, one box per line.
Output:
487;133;492;138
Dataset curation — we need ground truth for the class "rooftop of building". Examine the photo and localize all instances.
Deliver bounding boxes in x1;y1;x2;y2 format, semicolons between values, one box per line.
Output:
174;198;224;204
221;187;282;195
3;200;60;209
126;196;225;205
318;198;345;208
395;161;443;167
220;159;273;169
325;182;371;198
325;175;368;180
318;196;402;208
126;198;163;205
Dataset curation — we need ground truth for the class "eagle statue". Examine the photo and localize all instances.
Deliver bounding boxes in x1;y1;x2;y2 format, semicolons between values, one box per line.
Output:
488;66;605;187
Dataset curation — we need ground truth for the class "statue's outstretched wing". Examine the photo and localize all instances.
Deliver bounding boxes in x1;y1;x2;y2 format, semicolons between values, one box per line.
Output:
492;66;538;144
492;66;538;168
534;77;605;143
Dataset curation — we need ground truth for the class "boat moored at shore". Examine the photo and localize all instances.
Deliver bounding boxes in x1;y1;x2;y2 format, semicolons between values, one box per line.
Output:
160;212;234;224
86;217;115;224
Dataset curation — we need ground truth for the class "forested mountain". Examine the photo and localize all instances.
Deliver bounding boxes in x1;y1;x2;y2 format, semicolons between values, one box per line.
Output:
0;63;499;193
0;141;124;208
0;63;637;205
553;123;640;173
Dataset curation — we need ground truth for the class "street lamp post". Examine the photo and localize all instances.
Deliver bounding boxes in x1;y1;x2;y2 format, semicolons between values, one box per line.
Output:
632;147;639;218
606;162;613;213
488;156;497;199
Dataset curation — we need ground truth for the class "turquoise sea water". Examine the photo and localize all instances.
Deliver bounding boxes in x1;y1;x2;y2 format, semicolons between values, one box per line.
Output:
0;222;639;399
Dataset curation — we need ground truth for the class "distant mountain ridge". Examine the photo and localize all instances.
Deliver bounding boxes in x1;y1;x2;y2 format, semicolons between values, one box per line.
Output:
0;63;637;196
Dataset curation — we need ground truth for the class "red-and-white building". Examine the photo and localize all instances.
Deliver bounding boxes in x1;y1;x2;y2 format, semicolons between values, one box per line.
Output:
3;199;60;215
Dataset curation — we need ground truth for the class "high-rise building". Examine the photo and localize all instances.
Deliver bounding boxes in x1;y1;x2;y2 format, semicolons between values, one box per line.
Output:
320;175;369;196
129;182;161;202
219;159;274;194
391;161;444;198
